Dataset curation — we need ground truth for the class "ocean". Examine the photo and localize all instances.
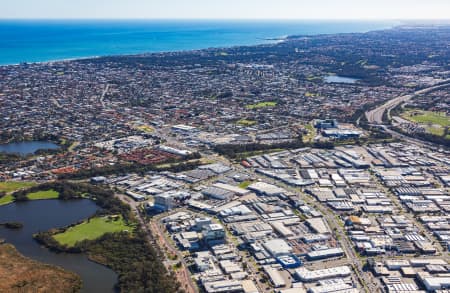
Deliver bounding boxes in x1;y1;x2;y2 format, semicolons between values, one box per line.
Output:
0;20;397;65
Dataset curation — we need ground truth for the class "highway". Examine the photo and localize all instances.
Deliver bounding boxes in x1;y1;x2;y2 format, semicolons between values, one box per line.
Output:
380;125;438;149
365;80;450;151
366;80;450;124
366;94;412;124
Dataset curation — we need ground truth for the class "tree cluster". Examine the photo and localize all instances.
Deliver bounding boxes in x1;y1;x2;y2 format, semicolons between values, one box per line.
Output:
58;153;202;180
29;181;180;292
13;181;131;219
213;139;305;159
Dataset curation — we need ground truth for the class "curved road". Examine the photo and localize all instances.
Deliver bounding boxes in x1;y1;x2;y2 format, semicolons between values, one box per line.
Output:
366;80;450;125
365;80;450;150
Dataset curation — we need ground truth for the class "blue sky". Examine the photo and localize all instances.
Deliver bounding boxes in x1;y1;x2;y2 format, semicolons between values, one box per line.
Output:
1;0;450;20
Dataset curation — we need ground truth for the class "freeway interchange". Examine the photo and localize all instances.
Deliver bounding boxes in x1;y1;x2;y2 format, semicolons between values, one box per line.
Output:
365;80;450;150
366;79;450;125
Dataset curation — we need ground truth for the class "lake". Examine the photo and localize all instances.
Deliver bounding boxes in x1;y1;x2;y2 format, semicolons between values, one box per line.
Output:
0;199;117;293
324;75;360;84
0;141;59;155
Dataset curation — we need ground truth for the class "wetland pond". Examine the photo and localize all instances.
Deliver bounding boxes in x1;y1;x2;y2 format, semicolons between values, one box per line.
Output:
0;141;59;155
0;199;117;293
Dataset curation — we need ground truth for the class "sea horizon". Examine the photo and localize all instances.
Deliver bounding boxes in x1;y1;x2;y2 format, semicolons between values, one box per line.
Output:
0;19;399;65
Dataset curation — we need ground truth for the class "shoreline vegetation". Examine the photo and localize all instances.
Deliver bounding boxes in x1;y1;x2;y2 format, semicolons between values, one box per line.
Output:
0;137;71;165
52;215;133;247
26;189;60;200
0;181;37;206
14;181;180;292
0;242;82;293
0;132;72;153
0;222;23;229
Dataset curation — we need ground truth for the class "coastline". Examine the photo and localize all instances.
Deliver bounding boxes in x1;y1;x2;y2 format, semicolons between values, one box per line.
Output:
0;20;396;67
0;37;285;67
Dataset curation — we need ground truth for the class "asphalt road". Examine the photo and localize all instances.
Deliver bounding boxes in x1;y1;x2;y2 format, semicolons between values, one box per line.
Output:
366;80;450;125
365;80;450;152
115;193;198;293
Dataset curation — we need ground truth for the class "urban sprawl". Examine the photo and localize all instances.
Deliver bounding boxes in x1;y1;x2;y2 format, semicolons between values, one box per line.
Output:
1;25;450;293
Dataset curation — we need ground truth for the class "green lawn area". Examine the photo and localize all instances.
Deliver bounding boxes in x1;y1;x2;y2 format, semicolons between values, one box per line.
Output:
303;123;317;143
305;92;317;97
427;126;445;136
402;110;449;137
136;125;154;133
53;215;133;247
245;101;277;110
0;181;37;206
68;141;80;152
0;181;36;194
238;181;253;189
0;194;15;206
402;110;450;127
237;119;257;126
27;190;59;200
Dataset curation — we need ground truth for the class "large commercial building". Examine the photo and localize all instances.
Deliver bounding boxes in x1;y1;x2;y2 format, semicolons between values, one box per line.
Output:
248;182;286;196
264;266;286;288
314;119;339;129
306;247;344;260
263;239;293;257
203;280;242;293
203;223;226;242
295;266;352;282
153;193;174;211
202;186;235;200
418;274;450;291
171;124;198;134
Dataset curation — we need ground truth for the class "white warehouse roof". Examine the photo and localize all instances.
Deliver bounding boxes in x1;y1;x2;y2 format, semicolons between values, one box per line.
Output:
263;238;292;257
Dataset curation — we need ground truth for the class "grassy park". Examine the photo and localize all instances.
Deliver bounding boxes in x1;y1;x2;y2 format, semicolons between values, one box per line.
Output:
303;123;317;143
0;194;15;206
245;101;277;109
136;124;154;133
53;215;133;247
0;181;36;194
403;110;449;126
0;181;36;206
26;190;59;200
402;110;449;137
237;119;257;126
238;181;252;189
